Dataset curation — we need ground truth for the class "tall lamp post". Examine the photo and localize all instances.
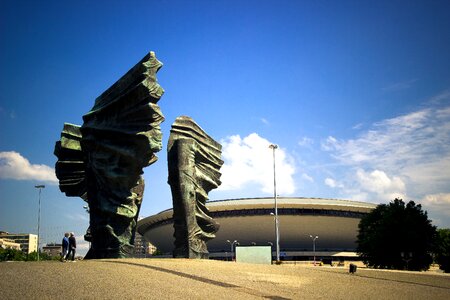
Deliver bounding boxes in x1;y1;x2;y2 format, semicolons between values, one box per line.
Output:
226;240;238;261
35;185;45;261
309;235;319;265
269;144;280;263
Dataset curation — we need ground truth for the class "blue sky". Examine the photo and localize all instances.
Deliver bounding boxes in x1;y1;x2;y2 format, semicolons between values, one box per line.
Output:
1;0;450;255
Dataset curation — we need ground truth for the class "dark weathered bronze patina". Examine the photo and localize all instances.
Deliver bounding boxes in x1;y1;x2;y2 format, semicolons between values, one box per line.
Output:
54;52;164;258
167;116;223;258
54;123;86;200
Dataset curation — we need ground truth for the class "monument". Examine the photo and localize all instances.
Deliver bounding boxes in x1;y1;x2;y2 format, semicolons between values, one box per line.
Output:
54;51;165;258
167;116;224;258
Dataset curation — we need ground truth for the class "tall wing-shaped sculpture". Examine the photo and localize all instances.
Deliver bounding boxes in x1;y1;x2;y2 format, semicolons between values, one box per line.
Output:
54;51;165;258
167;116;223;258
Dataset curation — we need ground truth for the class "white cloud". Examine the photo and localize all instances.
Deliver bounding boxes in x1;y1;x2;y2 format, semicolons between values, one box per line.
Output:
354;169;406;201
321;102;450;205
381;79;418;92
324;178;338;188
219;133;296;195
422;193;450;206
422;193;450;215
321;136;338;152
260;118;269;125
329;169;406;204
429;90;450;105
76;239;90;251
322;110;433;165
301;173;314;182
298;136;314;147
0;151;57;183
420;193;450;225
65;212;89;222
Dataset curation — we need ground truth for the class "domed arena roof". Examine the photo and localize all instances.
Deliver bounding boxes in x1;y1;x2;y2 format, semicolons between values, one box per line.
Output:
137;197;377;256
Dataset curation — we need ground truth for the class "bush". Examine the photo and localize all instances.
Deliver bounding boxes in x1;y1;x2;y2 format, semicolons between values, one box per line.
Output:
0;249;58;262
0;248;26;261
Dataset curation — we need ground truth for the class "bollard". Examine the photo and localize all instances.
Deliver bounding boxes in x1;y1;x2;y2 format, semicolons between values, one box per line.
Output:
349;263;357;274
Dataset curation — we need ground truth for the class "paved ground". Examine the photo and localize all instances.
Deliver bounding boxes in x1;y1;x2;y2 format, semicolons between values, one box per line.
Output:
1;259;449;299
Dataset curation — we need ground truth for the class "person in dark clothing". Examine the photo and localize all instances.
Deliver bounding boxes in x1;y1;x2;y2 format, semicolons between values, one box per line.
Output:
61;232;69;262
65;232;76;261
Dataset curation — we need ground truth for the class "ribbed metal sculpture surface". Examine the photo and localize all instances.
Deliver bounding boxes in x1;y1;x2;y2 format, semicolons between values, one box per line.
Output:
54;52;165;258
167;116;223;258
54;123;86;200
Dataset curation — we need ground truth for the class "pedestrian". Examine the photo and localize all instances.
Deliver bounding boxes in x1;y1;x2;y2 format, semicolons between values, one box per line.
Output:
61;232;69;262
65;232;77;261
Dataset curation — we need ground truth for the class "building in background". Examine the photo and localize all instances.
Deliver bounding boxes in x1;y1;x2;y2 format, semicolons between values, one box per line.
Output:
0;237;21;251
148;243;157;255
137;197;377;261
42;243;62;258
0;232;38;254
133;232;147;258
133;232;157;257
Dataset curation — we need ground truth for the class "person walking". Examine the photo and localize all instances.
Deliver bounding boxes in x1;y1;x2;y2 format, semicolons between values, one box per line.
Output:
61;233;69;262
65;232;77;261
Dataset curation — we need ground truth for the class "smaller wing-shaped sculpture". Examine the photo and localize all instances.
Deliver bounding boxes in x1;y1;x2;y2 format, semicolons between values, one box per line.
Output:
168;116;224;258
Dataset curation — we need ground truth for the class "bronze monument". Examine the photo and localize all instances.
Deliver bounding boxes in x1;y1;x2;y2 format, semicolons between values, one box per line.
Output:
167;116;223;258
54;52;165;258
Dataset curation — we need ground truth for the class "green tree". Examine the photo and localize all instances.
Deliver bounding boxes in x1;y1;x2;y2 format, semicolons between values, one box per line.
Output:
434;228;450;273
26;251;54;261
0;249;57;261
357;198;436;271
0;248;26;261
26;251;39;261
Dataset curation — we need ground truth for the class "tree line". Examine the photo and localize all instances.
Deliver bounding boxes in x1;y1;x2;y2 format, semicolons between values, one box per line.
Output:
0;249;59;261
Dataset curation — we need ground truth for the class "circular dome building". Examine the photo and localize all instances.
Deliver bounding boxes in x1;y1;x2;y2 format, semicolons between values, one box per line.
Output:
137;197;377;260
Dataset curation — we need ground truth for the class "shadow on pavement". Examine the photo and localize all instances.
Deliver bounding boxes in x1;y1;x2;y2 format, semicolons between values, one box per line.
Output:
102;260;290;300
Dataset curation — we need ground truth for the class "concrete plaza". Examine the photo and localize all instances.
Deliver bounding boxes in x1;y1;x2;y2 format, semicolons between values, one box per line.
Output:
1;259;449;299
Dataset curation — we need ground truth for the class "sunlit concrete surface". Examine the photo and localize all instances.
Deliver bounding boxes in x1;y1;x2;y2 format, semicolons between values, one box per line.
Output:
1;259;449;299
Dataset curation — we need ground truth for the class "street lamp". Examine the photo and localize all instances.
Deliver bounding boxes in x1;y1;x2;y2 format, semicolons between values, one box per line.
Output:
269;144;280;263
309;235;319;266
226;240;239;261
35;185;45;261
